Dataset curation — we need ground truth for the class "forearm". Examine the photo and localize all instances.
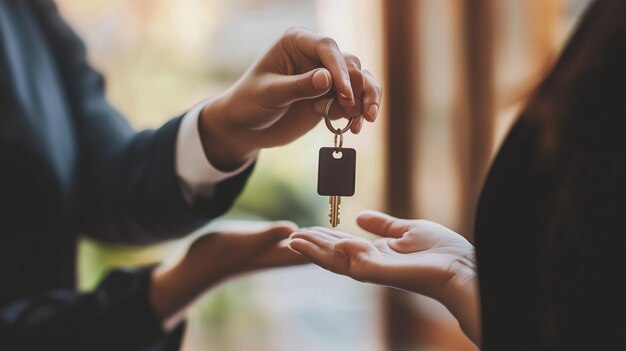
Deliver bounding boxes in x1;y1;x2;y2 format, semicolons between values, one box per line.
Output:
80;114;255;244
78;117;201;243
148;258;221;328
148;223;302;328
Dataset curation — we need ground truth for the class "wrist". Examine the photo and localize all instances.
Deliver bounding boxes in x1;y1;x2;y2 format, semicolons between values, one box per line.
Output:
149;263;185;321
198;95;259;172
149;257;223;322
440;273;481;346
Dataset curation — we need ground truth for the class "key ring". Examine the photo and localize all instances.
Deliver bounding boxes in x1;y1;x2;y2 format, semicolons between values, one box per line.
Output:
323;97;356;135
334;130;343;150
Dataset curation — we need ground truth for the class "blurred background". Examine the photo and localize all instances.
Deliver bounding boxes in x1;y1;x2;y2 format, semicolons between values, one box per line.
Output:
55;0;592;350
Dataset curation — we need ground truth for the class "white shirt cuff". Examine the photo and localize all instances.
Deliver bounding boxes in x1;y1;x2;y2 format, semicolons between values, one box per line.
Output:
175;99;254;204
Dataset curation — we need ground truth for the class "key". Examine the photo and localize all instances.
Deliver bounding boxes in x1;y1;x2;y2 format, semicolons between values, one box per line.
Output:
317;147;356;227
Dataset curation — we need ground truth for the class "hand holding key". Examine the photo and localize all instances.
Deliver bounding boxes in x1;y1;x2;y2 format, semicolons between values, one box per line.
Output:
197;27;382;171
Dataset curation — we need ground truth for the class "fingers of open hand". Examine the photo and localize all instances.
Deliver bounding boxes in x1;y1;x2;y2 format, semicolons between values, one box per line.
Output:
195;221;296;255
290;230;336;252
243;220;299;249
249;239;310;269
284;27;354;106
227;222;300;272
307;226;354;240
289;228;374;278
288;236;331;268
264;221;298;239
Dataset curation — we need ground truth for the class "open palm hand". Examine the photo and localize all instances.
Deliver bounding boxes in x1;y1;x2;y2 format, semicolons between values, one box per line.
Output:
289;210;476;303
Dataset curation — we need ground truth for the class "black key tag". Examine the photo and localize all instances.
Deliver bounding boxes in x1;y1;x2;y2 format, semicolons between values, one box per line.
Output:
317;147;356;197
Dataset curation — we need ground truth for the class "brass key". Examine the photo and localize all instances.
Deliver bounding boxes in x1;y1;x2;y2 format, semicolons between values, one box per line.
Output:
329;195;341;226
318;147;356;227
317;98;357;227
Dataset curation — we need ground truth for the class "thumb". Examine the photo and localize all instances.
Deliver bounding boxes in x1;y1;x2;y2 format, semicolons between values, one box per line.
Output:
263;68;332;106
356;210;412;238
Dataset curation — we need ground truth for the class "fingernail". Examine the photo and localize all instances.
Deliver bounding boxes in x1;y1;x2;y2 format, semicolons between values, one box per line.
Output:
368;104;379;120
355;117;363;133
339;92;355;106
312;69;330;90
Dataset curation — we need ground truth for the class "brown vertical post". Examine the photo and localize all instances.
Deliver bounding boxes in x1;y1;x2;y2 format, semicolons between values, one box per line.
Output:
383;0;419;219
382;0;420;349
458;0;496;239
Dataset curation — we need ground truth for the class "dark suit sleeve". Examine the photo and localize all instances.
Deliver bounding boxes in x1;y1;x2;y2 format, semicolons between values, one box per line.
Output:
29;0;253;244
0;267;182;351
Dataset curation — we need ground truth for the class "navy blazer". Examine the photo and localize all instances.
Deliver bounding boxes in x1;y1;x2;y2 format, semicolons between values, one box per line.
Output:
476;0;626;349
0;0;252;349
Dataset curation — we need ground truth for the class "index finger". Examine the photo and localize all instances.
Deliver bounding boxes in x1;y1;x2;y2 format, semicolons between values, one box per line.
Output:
288;238;334;268
284;28;355;107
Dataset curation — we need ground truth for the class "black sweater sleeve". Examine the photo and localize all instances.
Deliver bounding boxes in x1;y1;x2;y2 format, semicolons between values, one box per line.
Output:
0;267;181;351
